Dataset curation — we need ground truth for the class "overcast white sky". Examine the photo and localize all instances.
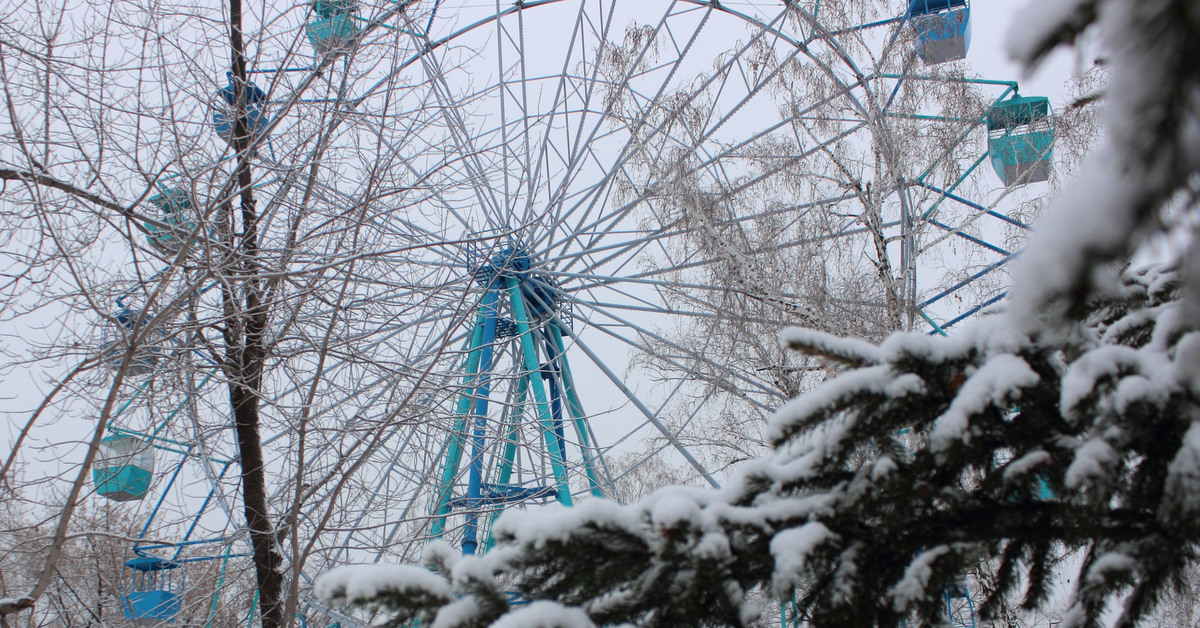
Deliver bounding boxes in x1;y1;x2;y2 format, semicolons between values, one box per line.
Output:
971;0;1083;102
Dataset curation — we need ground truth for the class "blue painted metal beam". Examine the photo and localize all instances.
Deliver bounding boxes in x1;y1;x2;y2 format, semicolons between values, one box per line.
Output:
918;253;1018;308
482;373;530;553
927;219;1011;256
428;319;487;539
927;292;1007;334
914;181;1030;230
540;335;570;469
462;289;501;556
505;277;573;507
134;445;194;550
173;461;234;561
548;322;604;497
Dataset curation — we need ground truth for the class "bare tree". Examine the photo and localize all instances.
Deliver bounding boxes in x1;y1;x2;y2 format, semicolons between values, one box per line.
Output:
0;0;461;625
591;0;1100;484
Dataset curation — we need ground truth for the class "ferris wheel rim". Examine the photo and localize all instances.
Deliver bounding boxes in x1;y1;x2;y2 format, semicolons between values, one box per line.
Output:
272;0;893;569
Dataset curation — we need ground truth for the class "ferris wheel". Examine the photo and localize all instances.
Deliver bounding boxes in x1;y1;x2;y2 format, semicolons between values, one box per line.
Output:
81;0;1059;625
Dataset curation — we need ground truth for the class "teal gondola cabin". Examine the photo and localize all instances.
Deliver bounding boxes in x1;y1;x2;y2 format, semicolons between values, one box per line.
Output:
986;95;1054;187
122;555;182;626
103;300;165;376
94;435;155;502
145;189;197;254
307;0;359;56
907;0;970;65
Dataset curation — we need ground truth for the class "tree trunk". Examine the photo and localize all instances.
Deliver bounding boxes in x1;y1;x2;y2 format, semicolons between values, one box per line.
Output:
224;0;285;625
229;377;284;628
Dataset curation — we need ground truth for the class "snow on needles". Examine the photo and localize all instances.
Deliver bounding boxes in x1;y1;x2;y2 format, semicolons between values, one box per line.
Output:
1005;0;1200;329
930;354;1040;454
1162;422;1200;519
1084;552;1136;587
770;522;837;596
315;563;452;607
491;602;603;628
491;494;661;549
1003;450;1053;483
1065;437;1119;489
780;328;881;366
1004;0;1096;66
1060;344;1177;418
767;365;924;445
890;546;952;611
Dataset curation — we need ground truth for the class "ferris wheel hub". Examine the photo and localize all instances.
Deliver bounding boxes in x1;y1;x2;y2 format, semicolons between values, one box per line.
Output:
470;245;565;320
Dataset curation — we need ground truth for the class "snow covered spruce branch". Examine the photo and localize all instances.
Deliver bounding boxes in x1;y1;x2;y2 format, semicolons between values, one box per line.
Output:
772;264;1200;627
315;264;1200;627
1006;0;1200;327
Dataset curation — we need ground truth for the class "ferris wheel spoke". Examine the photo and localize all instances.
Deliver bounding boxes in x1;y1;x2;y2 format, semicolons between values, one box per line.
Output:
492;0;521;218
913;181;1031;232
540;206;875;310
512;0;616;231
542;187;861;275
265;304;480;446
524;2;747;257
543;266;888;312
257;140;472;260
539;93;873;281
403;48;511;234
511;3;673;249
551;319;719;488
259;303;475;449
320;422;430;565
567;298;780;404
918;253;1019;310
343;110;500;243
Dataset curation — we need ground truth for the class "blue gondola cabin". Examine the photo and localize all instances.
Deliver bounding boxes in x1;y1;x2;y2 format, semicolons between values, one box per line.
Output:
307;0;360;56
145;188;197;254
907;0;970;65
986;95;1054;187
103;300;165;376
94;435;155;502
122;556;182;626
212;73;270;145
